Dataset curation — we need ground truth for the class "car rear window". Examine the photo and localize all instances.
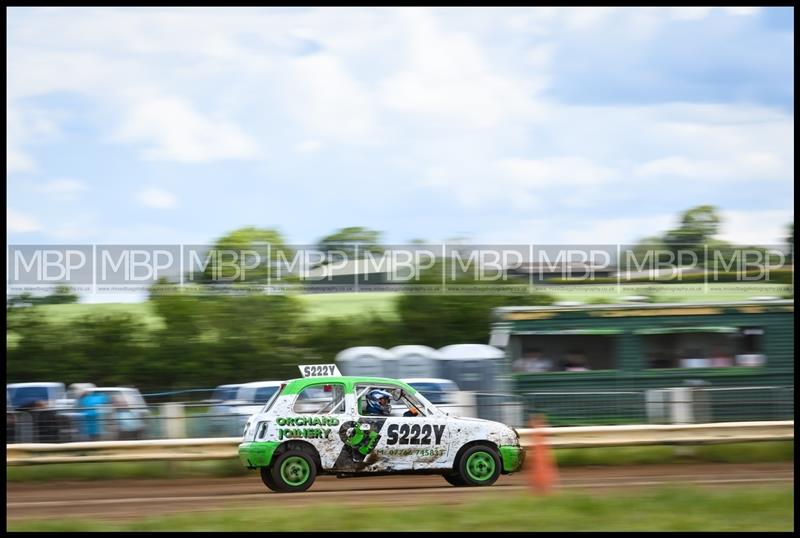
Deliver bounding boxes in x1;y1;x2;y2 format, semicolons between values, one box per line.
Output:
9;386;49;408
212;386;239;401
254;386;279;403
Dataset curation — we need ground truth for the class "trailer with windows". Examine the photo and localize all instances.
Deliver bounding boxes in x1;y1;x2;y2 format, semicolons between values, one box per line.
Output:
491;300;794;425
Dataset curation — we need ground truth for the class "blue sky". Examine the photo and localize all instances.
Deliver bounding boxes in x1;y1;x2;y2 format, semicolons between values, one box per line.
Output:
7;7;795;251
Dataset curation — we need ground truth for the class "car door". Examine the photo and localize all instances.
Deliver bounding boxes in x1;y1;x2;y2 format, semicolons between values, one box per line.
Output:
343;383;450;472
281;382;350;472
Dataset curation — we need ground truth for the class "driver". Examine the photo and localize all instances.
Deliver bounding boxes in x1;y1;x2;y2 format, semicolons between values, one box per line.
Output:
365;389;392;416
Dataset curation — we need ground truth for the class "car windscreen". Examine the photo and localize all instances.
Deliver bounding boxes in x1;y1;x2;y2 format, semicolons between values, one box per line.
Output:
407;383;452;404
9;386;50;408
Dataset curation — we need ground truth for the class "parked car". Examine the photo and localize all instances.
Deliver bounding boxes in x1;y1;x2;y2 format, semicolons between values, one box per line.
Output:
7;382;69;410
7;382;74;442
210;384;242;403
68;387;151;441
210;381;282;437
400;378;462;413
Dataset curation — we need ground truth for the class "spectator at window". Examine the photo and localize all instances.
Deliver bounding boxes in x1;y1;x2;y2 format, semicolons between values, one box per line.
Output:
563;350;590;372
513;348;555;373
680;349;708;368
709;347;734;368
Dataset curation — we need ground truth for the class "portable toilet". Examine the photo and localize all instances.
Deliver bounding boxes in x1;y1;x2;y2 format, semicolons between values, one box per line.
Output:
390;345;442;379
438;344;507;422
335;346;393;378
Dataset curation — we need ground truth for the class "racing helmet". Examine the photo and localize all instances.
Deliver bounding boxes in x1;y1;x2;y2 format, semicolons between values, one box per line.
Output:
365;389;392;415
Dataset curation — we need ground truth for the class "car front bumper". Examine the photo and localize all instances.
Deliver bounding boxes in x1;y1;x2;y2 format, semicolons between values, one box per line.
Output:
499;445;525;473
238;441;280;469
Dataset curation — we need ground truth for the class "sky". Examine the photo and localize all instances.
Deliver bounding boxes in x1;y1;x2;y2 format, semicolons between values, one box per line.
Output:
6;7;795;251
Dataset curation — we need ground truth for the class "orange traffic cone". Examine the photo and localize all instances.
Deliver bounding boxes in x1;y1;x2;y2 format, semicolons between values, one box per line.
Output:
526;414;559;494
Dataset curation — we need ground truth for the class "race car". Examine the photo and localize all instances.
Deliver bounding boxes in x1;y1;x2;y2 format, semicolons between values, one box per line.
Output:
238;366;524;493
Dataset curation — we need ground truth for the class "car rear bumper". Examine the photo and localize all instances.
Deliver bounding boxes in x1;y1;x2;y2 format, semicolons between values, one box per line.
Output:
499;445;525;473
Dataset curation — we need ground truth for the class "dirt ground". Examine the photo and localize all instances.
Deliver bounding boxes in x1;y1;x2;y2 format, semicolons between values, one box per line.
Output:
6;462;794;521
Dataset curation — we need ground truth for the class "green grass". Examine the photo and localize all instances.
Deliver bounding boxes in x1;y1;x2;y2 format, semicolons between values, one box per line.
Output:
6;459;250;482
7;441;792;482
555;441;794;467
296;291;400;321
26;302;165;329
12;282;790;329
7;485;794;531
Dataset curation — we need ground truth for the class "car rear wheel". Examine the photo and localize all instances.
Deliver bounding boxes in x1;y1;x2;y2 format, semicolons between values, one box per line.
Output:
269;450;317;493
456;445;501;487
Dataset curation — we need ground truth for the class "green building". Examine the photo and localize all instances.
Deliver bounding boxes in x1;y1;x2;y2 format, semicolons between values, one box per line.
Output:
490;300;794;425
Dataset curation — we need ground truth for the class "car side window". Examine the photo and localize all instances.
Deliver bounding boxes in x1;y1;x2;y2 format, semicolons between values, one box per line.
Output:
355;384;426;417
292;384;345;414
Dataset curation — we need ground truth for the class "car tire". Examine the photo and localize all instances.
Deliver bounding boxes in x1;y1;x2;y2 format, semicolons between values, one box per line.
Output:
443;472;467;487
269;449;317;493
455;444;501;487
260;466;280;492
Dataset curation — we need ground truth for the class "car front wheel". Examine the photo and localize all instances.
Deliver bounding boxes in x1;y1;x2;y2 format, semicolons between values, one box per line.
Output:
260;466;280;491
443;472;467;486
269;450;317;493
455;445;501;487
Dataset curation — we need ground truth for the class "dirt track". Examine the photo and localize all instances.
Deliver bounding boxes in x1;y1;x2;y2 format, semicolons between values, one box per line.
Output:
6;462;794;521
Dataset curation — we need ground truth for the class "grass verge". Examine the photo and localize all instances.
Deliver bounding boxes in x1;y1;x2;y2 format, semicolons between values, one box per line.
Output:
7;485;794;531
6;441;792;482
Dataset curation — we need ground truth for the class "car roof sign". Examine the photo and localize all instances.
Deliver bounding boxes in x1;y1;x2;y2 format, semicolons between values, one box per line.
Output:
298;364;342;378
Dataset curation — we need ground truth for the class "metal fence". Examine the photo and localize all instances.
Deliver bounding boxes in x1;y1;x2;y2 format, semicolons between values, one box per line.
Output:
518;385;795;427
6;402;255;444
6;386;794;442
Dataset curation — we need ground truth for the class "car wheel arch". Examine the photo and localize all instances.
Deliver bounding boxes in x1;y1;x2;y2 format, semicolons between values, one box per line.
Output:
451;440;499;471
274;440;322;472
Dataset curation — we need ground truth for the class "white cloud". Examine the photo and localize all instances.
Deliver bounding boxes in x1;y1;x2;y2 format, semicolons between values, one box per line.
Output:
137;188;177;209
422;156;619;212
718;209;794;246
476;213;677;245
294;140;323;153
8;209;41;233
36;178;89;200
499;157;618;188
721;7;761;16
378;9;545;128
284;53;377;142
6;102;63;174
6;146;36;174
115;94;260;162
634;153;786;182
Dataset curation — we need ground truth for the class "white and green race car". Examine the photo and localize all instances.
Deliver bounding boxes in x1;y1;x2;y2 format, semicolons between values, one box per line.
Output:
238;366;525;493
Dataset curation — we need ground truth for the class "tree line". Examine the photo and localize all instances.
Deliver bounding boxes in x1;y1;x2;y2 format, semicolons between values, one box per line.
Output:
6;205;792;392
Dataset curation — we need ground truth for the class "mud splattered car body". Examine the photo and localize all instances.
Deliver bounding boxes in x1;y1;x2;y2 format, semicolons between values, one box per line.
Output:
238;375;524;492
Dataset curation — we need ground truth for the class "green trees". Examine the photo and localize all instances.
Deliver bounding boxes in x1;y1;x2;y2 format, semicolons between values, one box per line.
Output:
627;205;790;273
315;226;384;264
195;226;292;285
663;205;721;251
7;286;79;308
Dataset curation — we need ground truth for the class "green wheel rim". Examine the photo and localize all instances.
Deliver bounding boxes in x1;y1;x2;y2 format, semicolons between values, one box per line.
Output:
465;451;496;482
280;456;311;486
